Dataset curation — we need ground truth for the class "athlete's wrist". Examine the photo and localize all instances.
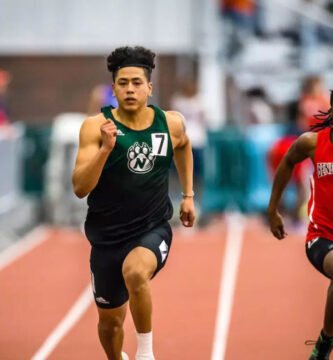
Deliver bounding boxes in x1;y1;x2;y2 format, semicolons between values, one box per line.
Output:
267;204;277;215
100;144;114;154
181;191;195;199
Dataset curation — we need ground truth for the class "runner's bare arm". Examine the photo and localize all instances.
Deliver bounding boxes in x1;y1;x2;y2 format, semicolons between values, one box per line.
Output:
268;132;317;239
72;115;117;198
166;111;195;227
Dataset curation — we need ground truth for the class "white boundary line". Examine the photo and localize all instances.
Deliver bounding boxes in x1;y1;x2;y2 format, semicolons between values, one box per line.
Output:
0;225;48;271
211;212;245;360
31;285;93;360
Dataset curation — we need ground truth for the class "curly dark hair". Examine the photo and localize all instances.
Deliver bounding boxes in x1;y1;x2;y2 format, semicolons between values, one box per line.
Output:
310;90;333;132
107;46;156;81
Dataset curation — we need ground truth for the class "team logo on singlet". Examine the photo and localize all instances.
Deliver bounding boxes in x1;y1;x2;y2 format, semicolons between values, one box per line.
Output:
317;163;333;178
127;142;156;174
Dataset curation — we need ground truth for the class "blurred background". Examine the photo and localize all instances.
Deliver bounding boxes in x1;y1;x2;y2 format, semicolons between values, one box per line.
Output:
1;0;333;244
3;1;333;359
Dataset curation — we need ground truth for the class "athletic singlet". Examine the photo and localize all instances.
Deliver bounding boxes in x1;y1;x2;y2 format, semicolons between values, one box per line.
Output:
86;105;174;245
307;127;333;242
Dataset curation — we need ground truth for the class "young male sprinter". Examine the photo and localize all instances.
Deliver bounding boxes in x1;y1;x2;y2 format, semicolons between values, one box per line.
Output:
72;46;195;360
268;92;333;360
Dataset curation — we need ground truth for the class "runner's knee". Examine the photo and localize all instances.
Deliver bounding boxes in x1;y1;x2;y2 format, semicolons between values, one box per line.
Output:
123;267;150;294
98;312;124;335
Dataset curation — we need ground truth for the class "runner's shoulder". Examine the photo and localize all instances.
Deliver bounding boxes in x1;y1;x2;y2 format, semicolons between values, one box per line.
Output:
82;113;106;128
296;131;317;152
79;113;105;143
164;110;185;138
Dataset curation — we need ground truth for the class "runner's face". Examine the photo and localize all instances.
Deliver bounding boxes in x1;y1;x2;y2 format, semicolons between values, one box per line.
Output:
113;67;152;112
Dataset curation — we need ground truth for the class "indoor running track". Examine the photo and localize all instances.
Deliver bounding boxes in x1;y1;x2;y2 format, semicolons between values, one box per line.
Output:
0;214;328;360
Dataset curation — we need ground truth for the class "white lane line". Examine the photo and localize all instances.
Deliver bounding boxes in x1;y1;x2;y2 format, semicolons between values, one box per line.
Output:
211;212;245;360
31;285;93;360
0;226;48;271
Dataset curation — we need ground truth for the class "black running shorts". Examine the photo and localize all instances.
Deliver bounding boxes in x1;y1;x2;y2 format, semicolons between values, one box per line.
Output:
89;221;172;309
306;237;333;278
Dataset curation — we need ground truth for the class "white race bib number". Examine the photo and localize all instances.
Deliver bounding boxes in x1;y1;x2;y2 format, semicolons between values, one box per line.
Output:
151;133;168;156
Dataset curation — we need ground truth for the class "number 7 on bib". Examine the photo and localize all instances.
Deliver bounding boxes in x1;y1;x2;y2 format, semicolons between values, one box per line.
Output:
151;133;168;156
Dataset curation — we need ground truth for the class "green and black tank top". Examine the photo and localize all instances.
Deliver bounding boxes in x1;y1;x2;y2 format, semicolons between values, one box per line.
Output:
86;105;174;245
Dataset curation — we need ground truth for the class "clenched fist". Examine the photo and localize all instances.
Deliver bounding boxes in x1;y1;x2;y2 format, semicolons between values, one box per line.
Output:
179;198;195;227
100;120;117;152
268;210;287;240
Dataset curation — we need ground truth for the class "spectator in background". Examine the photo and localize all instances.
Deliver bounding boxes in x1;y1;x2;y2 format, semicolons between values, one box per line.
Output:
220;0;256;58
298;0;333;70
319;0;333;43
299;0;321;71
245;87;274;125
170;78;207;182
87;83;118;115
0;69;11;126
297;75;330;132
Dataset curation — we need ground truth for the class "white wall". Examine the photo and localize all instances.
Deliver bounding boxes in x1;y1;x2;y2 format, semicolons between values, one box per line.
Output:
0;0;197;54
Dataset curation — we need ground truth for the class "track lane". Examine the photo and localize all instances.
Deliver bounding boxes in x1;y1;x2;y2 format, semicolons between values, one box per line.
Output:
4;218;316;360
49;224;227;360
0;227;90;360
225;217;327;360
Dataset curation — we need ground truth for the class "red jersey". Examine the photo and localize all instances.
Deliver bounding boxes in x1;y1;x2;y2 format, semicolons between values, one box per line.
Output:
307;128;333;242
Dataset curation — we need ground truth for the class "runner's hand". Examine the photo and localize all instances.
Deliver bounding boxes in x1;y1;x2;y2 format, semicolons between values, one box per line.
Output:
100;120;117;151
268;211;287;240
180;198;195;227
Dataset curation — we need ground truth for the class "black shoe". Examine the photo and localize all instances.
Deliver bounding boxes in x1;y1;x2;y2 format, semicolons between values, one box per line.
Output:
306;331;333;360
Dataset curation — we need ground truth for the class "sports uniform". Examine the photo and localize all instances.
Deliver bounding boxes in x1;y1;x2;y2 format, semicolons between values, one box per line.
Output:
85;105;174;308
306;127;333;277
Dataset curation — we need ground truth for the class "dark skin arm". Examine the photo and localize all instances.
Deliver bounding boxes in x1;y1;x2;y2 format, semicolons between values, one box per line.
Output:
267;132;317;239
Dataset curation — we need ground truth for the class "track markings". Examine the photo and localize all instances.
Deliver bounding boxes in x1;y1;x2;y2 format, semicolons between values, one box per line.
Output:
211;212;245;360
0;226;48;271
31;285;93;360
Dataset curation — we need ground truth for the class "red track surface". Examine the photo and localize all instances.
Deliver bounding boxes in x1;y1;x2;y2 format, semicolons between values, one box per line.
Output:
0;217;328;360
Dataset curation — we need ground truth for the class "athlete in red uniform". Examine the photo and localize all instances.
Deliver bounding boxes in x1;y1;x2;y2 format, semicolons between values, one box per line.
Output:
268;92;333;360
